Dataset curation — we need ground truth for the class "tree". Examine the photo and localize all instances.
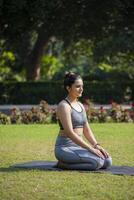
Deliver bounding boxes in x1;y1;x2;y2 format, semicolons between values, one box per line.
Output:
0;0;134;80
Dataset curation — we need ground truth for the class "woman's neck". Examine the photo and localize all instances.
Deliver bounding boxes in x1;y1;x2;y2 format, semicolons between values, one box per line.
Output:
66;95;78;103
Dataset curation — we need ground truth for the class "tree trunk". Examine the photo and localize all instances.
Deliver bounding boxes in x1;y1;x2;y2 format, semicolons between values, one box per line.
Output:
26;30;50;81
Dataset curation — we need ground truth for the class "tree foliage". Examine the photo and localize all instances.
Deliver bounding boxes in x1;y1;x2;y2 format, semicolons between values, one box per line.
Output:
0;0;134;80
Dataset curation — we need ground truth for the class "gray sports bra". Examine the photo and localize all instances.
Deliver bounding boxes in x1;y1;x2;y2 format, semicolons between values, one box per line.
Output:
58;99;87;130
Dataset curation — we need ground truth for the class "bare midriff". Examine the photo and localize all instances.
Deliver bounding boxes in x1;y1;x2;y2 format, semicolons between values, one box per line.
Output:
59;127;83;137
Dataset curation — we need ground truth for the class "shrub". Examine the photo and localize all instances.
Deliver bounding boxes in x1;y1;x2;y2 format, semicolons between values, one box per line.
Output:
10;107;22;124
0;80;134;104
0;112;11;124
0;99;133;124
82;98;134;123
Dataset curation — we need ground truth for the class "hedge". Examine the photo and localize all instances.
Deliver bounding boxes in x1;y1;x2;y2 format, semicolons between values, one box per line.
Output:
0;80;133;104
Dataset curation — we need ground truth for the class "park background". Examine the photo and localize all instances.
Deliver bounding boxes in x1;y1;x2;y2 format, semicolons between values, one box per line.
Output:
0;0;134;124
0;1;134;200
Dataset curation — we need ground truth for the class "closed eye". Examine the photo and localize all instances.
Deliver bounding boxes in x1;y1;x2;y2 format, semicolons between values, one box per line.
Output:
76;85;83;88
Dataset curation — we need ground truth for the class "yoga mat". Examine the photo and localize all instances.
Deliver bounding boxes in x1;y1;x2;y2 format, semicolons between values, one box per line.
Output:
11;161;134;176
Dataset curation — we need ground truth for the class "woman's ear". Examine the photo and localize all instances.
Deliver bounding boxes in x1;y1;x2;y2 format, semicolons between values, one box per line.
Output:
66;86;70;92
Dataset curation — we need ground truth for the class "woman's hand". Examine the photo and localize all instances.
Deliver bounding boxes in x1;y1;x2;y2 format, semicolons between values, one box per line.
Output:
95;145;109;158
89;147;105;159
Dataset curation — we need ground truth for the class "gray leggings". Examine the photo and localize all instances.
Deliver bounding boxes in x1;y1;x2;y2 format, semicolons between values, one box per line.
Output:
54;135;112;170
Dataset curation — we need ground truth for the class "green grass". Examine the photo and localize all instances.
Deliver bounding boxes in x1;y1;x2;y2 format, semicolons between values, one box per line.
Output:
0;123;134;200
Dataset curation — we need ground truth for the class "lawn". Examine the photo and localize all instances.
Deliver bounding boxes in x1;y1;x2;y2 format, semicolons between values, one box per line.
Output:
0;123;134;200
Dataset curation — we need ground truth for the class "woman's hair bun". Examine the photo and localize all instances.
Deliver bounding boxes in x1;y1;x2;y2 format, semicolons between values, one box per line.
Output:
64;71;75;78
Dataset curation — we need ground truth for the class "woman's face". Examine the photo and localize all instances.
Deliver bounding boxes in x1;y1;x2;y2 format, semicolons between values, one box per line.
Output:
67;78;83;98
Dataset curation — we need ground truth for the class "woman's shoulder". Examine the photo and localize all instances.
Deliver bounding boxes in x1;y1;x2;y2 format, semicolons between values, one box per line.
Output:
57;100;71;110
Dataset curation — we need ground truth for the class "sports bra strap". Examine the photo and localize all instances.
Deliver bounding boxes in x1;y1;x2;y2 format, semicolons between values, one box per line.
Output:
64;99;72;107
64;98;83;112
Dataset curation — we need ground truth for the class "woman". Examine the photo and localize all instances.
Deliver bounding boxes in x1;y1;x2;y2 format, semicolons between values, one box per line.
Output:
54;72;112;170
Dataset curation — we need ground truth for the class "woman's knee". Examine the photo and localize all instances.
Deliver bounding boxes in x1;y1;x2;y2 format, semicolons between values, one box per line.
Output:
102;156;112;169
106;156;112;167
96;158;105;169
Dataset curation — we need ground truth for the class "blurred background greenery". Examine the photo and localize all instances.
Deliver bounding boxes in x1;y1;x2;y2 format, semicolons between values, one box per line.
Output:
0;0;134;104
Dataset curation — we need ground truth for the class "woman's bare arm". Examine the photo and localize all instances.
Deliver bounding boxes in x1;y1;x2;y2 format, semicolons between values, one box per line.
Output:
82;107;109;158
83;122;98;147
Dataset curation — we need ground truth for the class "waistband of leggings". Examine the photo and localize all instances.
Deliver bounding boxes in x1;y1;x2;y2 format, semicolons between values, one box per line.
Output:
55;134;77;147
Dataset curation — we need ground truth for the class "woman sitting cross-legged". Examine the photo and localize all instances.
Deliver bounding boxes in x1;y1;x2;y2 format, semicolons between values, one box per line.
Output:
54;72;112;170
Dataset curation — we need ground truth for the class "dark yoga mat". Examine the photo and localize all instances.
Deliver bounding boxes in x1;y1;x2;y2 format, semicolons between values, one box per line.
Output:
11;161;134;176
